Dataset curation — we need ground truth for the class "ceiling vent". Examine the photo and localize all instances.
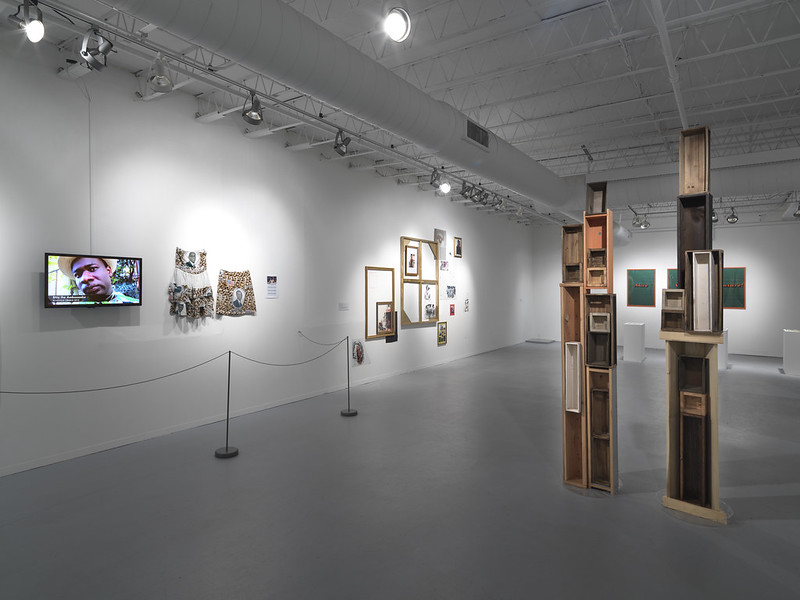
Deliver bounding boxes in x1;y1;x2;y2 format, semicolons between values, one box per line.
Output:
466;120;490;149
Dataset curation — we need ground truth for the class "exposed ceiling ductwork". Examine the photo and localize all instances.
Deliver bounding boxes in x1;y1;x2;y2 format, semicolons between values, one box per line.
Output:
105;0;572;213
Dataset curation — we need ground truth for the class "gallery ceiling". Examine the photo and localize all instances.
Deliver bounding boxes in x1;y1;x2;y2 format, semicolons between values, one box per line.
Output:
2;0;799;227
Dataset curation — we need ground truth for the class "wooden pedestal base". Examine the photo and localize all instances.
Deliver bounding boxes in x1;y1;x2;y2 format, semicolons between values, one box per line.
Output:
662;495;727;524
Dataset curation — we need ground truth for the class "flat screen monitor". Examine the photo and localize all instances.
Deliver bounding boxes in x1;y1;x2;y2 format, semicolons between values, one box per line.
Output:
45;253;142;307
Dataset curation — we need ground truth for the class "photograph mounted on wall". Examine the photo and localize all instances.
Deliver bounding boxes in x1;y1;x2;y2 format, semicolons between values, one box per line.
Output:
437;321;447;346
405;245;419;277
376;301;394;334
45;253;142;307
454;237;463;258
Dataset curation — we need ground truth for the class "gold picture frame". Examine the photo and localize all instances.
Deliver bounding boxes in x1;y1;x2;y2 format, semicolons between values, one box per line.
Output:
400;236;439;327
364;266;395;339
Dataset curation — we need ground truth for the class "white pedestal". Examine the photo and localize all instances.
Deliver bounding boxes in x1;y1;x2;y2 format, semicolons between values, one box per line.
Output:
784;329;800;376
718;329;729;370
623;322;645;362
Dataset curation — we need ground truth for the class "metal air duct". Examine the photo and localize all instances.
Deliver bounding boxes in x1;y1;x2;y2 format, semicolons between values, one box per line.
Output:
106;0;570;210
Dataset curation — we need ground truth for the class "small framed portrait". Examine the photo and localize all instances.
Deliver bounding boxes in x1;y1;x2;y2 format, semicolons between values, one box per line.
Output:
454;237;463;258
437;321;447;346
405;246;419;277
183;250;198;268
232;287;246;309
376;301;394;334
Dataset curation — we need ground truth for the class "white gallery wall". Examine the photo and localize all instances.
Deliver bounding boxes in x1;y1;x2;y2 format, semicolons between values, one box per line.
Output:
0;44;550;476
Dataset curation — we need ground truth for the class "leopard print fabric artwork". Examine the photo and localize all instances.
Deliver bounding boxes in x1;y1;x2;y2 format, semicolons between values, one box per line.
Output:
168;247;214;318
217;269;257;316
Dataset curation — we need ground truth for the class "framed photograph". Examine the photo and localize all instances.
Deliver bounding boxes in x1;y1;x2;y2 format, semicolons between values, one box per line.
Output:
454;237;463;258
405;245;419;277
434;228;446;255
422;282;438;321
722;267;746;309
437;321;447;346
627;269;656;307
376;301;394;334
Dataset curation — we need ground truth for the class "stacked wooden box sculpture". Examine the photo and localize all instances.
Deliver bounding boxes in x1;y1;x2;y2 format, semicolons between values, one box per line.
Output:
560;182;618;494
659;126;727;523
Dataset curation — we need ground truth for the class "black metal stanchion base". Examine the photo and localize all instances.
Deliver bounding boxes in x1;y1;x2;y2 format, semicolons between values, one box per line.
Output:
340;408;358;417
214;446;239;458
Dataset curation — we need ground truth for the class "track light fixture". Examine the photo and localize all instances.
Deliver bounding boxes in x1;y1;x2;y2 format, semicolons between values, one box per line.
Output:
430;168;450;194
241;90;263;126
80;29;113;71
640;215;650;229
794;204;800;219
726;207;739;224
333;129;351;156
632;214;641;227
148;53;173;93
384;7;411;43
711;208;718;223
8;0;44;43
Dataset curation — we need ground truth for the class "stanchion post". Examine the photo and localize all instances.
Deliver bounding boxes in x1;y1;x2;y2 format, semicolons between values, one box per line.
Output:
341;335;357;417
215;350;240;458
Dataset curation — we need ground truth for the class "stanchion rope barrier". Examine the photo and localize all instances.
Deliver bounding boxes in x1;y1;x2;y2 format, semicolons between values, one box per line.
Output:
0;334;348;395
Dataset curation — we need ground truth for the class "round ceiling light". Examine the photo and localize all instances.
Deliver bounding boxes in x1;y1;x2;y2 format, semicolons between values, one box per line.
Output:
384;7;411;43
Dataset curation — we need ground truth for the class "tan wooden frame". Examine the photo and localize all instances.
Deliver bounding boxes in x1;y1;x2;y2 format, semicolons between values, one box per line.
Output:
400;236;439;327
364;266;395;340
660;330;727;523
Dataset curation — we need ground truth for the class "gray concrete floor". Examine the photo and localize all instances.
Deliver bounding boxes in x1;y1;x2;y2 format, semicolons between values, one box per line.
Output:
1;342;799;599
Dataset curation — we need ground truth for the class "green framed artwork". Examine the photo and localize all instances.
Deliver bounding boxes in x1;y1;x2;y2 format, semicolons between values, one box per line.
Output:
627;269;656;307
723;267;746;309
667;268;679;289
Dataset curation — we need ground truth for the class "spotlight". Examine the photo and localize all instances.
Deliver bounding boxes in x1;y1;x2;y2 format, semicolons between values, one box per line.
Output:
333;129;351;156
8;1;44;43
80;29;113;71
430;169;451;195
148;53;173;93
726;208;738;224
711;208;718;223
241;90;263;126
384;7;411;43
632;215;641;227
640;215;650;229
794;204;800;219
